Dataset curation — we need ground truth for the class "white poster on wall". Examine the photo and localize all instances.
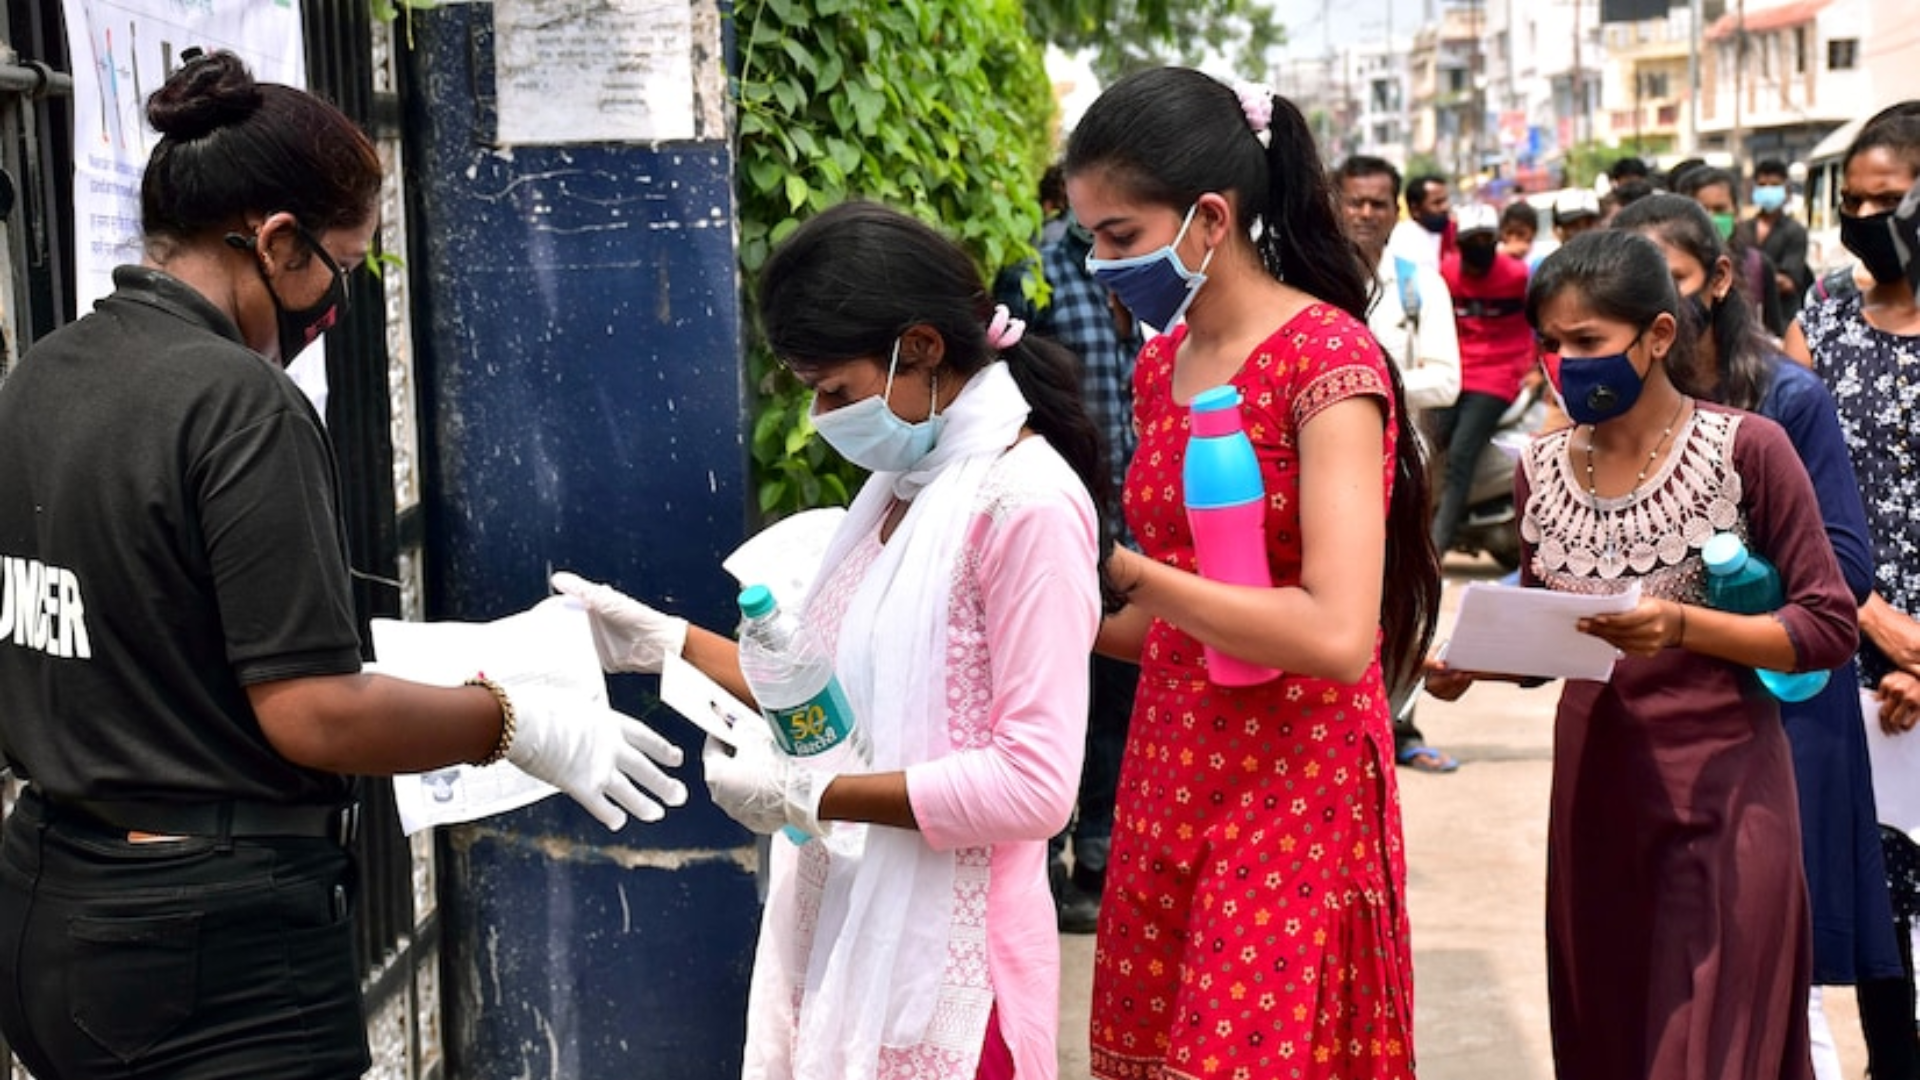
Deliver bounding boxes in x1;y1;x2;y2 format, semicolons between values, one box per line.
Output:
493;0;696;145
61;0;306;309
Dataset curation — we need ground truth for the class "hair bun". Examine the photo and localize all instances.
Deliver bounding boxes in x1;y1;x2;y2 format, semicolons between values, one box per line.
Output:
145;48;261;140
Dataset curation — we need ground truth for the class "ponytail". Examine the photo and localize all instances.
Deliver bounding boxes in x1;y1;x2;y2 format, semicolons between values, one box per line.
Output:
1254;93;1371;322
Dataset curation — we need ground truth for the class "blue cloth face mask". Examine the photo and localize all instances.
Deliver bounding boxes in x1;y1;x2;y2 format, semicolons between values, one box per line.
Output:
1558;334;1648;426
1751;185;1787;213
1084;203;1216;331
809;338;945;472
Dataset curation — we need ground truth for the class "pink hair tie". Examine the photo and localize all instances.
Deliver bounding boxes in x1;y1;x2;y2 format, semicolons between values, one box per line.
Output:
1233;81;1274;145
986;304;1026;352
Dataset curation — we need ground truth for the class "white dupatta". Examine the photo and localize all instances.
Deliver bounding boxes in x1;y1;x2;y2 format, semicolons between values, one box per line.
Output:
787;360;1030;1079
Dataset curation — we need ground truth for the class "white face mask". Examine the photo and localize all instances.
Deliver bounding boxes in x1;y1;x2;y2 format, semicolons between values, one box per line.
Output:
809;338;945;473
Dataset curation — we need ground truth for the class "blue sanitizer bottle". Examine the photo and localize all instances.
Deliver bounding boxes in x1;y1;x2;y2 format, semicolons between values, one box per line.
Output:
734;584;869;843
1700;533;1829;703
1183;386;1279;686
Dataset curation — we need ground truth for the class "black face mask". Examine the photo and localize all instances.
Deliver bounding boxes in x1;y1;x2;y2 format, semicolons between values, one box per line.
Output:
1840;209;1906;285
1416;210;1450;234
1459;241;1496;273
227;223;351;363
1684;289;1717;331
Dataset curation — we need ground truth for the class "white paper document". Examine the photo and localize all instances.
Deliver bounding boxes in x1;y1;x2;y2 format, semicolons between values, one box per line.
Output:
372;599;606;836
1441;581;1642;682
721;507;847;609
1860;689;1920;840
659;653;753;749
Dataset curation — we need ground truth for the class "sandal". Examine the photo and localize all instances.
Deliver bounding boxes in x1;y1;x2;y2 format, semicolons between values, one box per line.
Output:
1397;744;1460;773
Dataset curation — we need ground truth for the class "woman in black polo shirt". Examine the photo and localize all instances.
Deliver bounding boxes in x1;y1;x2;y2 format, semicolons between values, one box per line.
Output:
0;50;685;1079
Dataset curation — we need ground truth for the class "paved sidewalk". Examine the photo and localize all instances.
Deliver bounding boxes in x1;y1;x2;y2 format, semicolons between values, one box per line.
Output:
1056;556;1869;1078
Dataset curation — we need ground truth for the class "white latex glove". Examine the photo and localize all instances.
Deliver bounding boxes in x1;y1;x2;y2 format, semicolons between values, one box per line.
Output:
549;571;689;675
700;721;831;838
499;678;689;830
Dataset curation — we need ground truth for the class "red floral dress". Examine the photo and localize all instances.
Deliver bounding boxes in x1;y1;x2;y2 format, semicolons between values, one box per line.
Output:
1089;304;1415;1080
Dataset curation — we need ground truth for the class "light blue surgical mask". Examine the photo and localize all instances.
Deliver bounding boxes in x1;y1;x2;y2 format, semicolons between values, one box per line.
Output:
1752;184;1787;213
1084;203;1216;331
809;338;945;472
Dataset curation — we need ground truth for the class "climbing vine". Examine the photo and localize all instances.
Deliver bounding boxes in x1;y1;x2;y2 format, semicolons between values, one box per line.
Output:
731;0;1055;517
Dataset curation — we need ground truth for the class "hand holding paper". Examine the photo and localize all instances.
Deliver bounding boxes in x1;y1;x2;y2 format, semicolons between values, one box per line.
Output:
1441;582;1641;682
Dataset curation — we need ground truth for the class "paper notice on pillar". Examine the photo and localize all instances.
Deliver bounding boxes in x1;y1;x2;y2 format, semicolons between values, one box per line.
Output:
492;0;696;145
1860;689;1920;841
373;598;606;836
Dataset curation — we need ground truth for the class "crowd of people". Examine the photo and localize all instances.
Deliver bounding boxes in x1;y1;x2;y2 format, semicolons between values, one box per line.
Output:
3;42;1919;1080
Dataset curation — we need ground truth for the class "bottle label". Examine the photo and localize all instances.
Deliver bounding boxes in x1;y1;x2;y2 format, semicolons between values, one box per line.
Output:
765;678;856;758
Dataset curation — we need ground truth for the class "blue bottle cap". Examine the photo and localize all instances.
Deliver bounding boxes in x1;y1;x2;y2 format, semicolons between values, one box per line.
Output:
737;584;777;618
1700;533;1746;576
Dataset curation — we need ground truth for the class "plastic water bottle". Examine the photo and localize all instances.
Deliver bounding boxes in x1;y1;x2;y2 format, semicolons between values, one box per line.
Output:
1183;385;1279;686
735;584;869;843
1700;533;1829;702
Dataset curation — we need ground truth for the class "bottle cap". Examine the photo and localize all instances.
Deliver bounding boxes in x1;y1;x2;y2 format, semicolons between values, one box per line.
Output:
1700;532;1746;576
1188;385;1245;438
737;584;777;618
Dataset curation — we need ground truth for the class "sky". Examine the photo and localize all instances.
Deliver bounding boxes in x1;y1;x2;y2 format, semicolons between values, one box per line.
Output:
1275;0;1436;59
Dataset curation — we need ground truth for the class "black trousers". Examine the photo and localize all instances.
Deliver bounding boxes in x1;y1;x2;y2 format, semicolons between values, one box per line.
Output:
0;789;369;1079
1050;653;1138;884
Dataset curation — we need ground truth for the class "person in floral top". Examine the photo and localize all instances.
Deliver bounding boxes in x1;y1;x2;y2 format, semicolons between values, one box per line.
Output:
1062;67;1441;1080
1787;102;1920;1078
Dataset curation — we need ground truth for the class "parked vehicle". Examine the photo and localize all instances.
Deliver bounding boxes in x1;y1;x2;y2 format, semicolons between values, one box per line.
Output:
1425;383;1545;571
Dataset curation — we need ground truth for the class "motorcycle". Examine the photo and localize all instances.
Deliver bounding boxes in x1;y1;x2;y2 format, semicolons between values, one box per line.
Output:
1424;383;1546;572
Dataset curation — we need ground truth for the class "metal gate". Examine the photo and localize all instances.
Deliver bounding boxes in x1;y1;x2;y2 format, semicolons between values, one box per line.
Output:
0;3;442;1076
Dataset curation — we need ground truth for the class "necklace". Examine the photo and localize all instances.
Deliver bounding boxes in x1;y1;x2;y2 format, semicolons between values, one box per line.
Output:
1581;397;1690;572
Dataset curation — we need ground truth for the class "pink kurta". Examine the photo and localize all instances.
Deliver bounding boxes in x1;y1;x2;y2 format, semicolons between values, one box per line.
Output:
742;438;1100;1080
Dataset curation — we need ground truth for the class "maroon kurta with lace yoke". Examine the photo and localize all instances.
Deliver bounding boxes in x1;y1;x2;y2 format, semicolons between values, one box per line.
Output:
1518;403;1857;1080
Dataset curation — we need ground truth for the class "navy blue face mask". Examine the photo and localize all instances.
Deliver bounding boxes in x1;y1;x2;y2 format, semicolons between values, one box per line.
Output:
1085;204;1216;331
1558;330;1649;426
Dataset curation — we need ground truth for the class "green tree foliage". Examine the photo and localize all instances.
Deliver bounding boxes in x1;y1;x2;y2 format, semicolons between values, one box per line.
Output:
1025;0;1287;85
732;0;1055;518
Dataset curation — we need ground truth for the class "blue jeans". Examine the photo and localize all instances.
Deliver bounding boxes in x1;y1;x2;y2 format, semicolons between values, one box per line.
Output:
0;789;369;1079
1051;654;1137;884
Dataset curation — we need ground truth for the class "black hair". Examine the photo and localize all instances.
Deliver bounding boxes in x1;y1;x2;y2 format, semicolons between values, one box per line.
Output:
757;201;1123;609
140;49;380;245
1612;194;1772;411
1405;174;1448;215
1499;199;1537;235
1527;229;1695;384
1611;177;1656;209
1673;165;1739;206
1754;158;1789;179
1609;156;1651;181
1664;157;1707;192
1061;67;1438;694
1334;155;1403;201
1844;101;1920;178
1040;163;1067;211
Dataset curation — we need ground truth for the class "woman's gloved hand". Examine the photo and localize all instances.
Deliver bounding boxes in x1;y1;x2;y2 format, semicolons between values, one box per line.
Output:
550;571;689;674
496;676;688;830
701;722;830;838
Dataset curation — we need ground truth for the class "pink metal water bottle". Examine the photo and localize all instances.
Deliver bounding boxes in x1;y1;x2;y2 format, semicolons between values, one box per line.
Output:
1184;385;1279;686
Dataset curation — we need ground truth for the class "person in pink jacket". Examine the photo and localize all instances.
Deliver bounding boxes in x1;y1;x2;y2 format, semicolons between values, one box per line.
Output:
553;201;1119;1080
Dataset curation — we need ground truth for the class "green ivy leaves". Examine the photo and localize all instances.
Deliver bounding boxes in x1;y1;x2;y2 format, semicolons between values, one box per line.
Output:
731;0;1054;517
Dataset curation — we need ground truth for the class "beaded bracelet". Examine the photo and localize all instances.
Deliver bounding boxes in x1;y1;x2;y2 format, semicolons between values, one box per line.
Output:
466;676;516;767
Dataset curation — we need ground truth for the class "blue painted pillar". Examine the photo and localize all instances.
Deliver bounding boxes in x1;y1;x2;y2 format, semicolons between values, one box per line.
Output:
398;6;759;1077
